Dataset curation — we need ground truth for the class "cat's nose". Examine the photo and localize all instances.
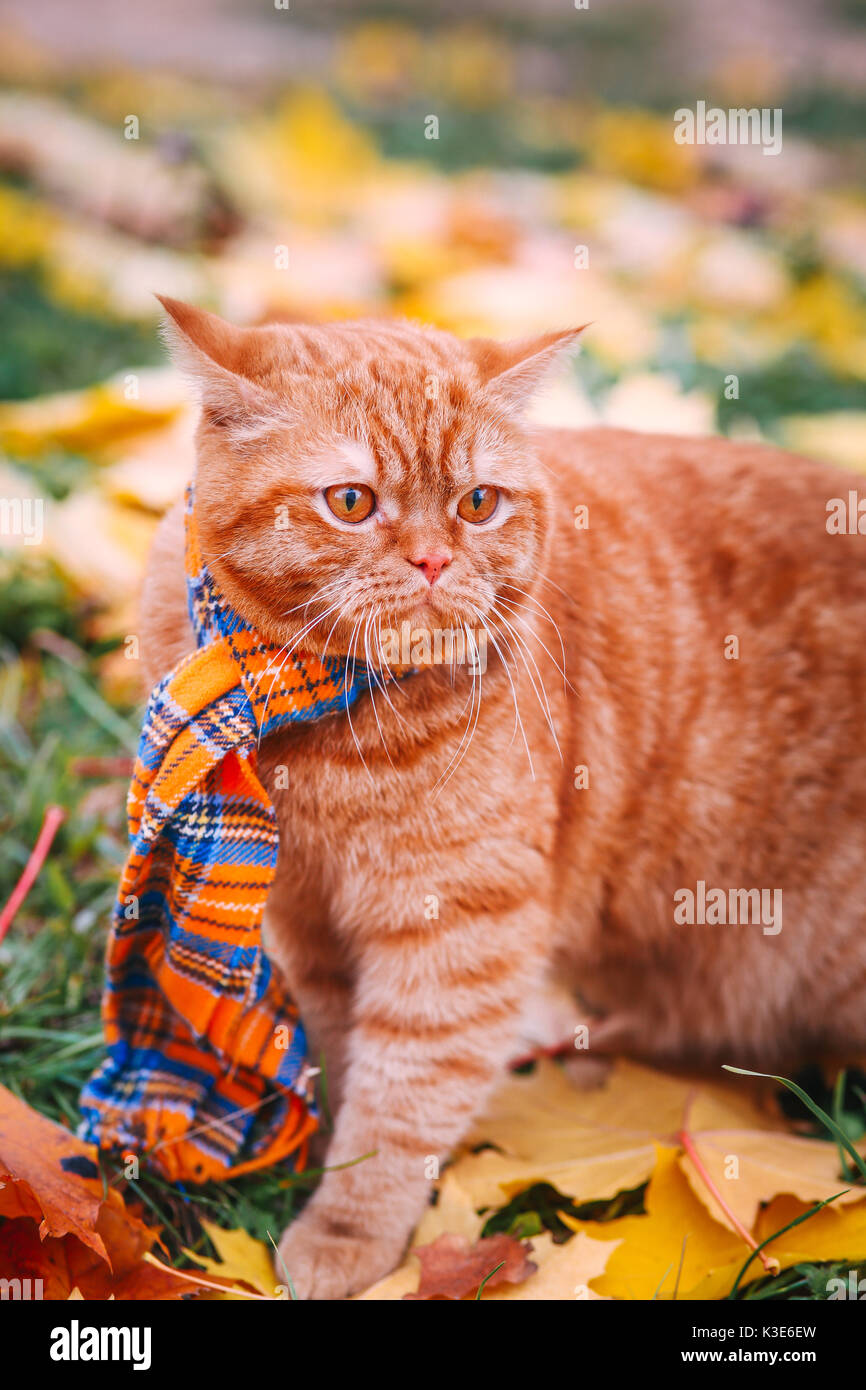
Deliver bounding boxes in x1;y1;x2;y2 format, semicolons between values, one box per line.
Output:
408;552;451;586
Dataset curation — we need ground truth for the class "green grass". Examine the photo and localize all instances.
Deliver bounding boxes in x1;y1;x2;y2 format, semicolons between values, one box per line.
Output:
0;264;160;401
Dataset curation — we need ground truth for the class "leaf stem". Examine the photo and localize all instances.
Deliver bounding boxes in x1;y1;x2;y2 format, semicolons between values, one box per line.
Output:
678;1125;778;1274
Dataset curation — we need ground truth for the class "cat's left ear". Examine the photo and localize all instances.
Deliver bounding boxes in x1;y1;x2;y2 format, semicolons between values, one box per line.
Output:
155;295;276;431
470;327;588;412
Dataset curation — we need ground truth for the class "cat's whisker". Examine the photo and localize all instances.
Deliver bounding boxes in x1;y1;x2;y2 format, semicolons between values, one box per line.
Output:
252;583;347;709
491;606;558;741
376;609;410;701
432;623;483;797
469;603;535;776
453;621;486;772
487;602;561;759
370;611;408;726
536;569;580;613
497;597;573;695
273;597;345;672
431;660;475;795
318;600;351;667
343;609;375;785
249;639;292;697
363;608;396;767
280;577;346;622
499;583;571;690
208;539;252;565
469;603;534;774
431;679;475;795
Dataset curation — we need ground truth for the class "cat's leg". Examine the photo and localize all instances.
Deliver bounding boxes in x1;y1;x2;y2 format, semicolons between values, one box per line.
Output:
262;902;354;1123
512;977;580;1057
276;896;552;1299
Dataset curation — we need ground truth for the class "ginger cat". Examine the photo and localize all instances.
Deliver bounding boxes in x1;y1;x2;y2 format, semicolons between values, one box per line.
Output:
141;298;866;1298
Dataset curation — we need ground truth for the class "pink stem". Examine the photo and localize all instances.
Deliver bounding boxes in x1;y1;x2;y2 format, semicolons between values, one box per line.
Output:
0;805;65;944
679;1126;778;1273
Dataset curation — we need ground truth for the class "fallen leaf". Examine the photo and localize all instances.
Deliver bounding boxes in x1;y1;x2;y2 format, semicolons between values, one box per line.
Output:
355;1258;421;1302
48;492;155;610
0;1084;210;1299
688;1193;866;1299
0;1083;113;1260
183;1221;283;1300
0;1218;80;1299
411;1171;485;1247
483;1231;616;1301
0;377;180;458
103;413;195;513
355;1171;485;1300
452;1058;776;1210
403;1232;536;1301
680;1128;866;1234
565;1144;866;1300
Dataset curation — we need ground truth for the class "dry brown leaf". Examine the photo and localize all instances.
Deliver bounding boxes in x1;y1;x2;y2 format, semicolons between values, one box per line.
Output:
403;1232;537;1301
0;1216;197;1300
0;1084;210;1299
482;1231;615;1301
0;1218;80;1299
0;1083;115;1260
355;1172;485;1300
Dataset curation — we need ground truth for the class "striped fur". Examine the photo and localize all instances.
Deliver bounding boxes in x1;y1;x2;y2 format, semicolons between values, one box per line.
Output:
137;301;866;1298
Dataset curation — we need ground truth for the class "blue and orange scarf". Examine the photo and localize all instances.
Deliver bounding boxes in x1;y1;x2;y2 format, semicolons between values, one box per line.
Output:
79;486;379;1181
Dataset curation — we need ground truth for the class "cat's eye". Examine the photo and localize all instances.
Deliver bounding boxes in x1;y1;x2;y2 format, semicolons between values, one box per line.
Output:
457;484;499;524
324;483;376;524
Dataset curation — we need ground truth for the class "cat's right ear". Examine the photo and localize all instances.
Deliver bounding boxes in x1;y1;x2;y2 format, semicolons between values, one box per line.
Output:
156;295;272;431
470;327;588;414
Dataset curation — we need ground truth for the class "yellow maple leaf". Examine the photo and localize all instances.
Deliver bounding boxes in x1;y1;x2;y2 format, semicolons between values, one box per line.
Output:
564;1145;745;1300
451;1057;776;1210
566;1144;866;1300
680;1128;866;1235
184;1221;284;1302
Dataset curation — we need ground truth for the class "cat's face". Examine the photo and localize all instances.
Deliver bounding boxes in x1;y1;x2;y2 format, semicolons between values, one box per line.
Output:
160;299;581;663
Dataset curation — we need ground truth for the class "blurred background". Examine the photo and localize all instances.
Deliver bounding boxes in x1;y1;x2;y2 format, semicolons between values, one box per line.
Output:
0;0;864;1131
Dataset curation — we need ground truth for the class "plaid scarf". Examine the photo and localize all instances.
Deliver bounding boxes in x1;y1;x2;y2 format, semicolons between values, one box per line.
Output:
79;485;378;1181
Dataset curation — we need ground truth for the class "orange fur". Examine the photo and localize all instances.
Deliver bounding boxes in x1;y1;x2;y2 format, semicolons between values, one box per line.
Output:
141;300;866;1297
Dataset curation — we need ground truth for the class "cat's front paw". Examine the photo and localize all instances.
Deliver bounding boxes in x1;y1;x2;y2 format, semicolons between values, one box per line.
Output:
276;1213;403;1300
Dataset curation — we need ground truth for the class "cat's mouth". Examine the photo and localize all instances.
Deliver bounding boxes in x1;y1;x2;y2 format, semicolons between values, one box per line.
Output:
411;590;450;620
